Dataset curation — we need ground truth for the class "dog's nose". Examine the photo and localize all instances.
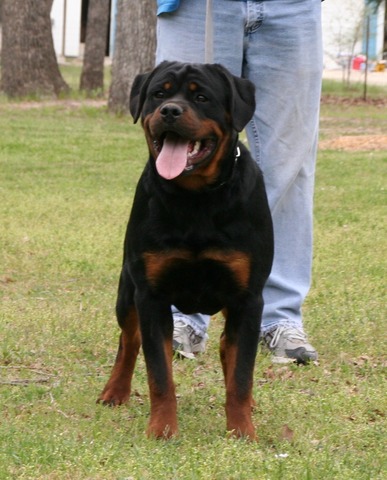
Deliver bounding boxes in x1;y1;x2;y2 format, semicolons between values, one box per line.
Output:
160;103;183;123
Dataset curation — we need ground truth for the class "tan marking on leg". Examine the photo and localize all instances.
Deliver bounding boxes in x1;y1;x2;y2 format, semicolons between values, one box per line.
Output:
146;338;178;439
221;308;256;440
223;342;256;440
97;306;141;406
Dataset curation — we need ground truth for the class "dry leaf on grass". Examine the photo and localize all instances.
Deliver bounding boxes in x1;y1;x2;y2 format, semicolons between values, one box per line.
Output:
264;365;294;381
280;424;295;442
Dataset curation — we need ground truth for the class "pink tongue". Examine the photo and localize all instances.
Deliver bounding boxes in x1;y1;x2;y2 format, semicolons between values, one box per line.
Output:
156;135;189;180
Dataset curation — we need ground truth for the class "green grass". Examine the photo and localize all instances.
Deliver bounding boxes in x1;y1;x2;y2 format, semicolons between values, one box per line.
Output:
59;62;112;98
0;81;386;479
322;78;387;100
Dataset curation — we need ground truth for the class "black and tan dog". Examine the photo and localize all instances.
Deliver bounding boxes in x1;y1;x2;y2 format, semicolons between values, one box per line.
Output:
98;61;274;440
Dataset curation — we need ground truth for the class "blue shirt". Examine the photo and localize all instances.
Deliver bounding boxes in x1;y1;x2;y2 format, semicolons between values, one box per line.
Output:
157;0;180;15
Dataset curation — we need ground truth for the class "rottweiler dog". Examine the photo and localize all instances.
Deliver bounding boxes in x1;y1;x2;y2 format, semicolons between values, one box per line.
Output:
98;61;274;440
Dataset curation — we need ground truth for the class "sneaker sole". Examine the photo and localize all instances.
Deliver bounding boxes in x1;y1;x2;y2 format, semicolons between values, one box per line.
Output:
173;349;196;360
271;356;297;364
271;352;318;365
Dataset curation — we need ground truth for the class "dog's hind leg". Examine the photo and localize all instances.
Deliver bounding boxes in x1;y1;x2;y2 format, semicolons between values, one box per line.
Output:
221;296;262;440
98;272;141;406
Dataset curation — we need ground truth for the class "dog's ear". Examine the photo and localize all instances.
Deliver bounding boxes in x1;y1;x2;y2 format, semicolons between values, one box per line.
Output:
129;71;153;123
130;61;175;123
213;64;256;132
230;75;256;132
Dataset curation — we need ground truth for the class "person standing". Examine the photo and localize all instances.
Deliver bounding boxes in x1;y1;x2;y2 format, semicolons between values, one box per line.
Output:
155;0;322;364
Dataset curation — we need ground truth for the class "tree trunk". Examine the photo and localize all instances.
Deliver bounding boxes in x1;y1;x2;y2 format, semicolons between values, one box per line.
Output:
1;0;69;98
108;0;156;114
80;0;110;94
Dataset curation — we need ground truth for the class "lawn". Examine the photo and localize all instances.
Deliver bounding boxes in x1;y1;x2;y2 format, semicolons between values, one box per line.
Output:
0;74;386;479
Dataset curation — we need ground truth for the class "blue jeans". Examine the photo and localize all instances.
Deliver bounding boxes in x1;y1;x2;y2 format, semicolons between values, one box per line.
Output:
156;0;323;336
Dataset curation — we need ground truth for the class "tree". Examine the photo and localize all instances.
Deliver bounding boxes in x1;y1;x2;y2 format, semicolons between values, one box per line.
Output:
328;2;366;85
1;0;69;97
108;0;156;114
80;0;110;94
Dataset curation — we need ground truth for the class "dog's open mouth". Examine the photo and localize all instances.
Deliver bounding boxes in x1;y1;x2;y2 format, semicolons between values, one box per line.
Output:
153;133;217;180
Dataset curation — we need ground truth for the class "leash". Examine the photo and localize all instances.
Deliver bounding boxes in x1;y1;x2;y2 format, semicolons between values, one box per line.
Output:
205;0;214;63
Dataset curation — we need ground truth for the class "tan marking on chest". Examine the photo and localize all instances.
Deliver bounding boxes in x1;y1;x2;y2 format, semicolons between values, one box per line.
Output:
143;250;193;285
143;249;251;288
200;250;251;288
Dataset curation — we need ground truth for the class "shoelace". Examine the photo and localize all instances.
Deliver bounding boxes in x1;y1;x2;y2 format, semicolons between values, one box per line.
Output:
268;326;307;349
174;320;202;345
187;327;203;346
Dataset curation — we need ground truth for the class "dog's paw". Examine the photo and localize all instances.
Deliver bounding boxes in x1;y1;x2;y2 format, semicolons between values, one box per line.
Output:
226;425;257;441
146;421;178;440
97;386;130;406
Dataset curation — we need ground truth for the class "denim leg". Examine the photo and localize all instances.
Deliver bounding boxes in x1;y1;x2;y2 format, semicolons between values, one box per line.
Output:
243;0;323;332
156;0;245;69
156;0;323;335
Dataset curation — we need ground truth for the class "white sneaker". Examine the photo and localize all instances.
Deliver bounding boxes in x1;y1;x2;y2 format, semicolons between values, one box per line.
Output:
262;325;318;364
173;319;207;359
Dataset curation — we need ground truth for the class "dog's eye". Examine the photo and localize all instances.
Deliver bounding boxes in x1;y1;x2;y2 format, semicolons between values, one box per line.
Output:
154;91;165;99
195;94;208;103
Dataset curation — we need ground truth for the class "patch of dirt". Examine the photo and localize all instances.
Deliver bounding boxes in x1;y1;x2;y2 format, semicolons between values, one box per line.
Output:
3;99;107;110
321;95;387;107
319;135;387;152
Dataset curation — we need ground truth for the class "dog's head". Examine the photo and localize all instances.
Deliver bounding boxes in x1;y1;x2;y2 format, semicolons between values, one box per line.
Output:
130;61;255;188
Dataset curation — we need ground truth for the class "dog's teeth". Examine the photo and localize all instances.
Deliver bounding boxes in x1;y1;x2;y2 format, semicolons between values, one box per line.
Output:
189;141;201;157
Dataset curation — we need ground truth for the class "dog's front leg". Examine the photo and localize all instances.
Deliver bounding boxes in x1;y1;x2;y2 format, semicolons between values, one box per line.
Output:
136;292;178;439
221;295;263;440
98;303;141;406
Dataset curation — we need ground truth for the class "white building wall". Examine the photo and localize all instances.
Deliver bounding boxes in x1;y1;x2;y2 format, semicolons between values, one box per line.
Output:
376;2;386;58
64;0;82;57
51;0;65;56
51;0;82;57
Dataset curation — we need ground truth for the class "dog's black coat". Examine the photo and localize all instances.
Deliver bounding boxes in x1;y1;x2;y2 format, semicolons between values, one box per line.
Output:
99;61;274;439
